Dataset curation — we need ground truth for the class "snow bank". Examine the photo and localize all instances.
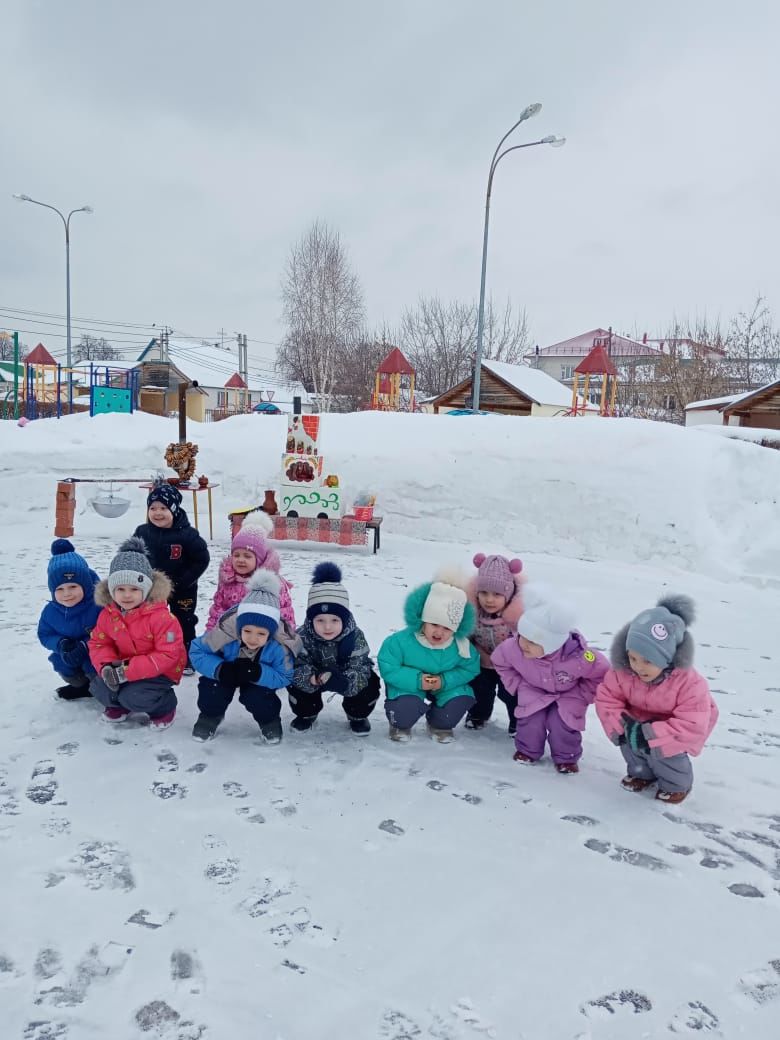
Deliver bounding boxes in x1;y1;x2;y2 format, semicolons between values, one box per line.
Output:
2;410;778;581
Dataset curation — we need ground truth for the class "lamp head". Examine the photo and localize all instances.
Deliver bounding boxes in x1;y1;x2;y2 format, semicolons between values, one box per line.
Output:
519;103;542;122
542;135;566;148
13;193;33;202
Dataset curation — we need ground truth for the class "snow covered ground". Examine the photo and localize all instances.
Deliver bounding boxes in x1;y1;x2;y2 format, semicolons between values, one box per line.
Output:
1;412;779;1039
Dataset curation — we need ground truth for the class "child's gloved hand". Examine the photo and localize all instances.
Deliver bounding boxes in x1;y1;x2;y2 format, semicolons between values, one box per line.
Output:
621;713;649;753
59;639;88;669
101;662;127;692
218;658;259;687
319;672;348;695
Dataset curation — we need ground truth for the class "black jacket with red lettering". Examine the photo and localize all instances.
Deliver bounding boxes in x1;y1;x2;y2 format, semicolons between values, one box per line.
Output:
133;509;210;598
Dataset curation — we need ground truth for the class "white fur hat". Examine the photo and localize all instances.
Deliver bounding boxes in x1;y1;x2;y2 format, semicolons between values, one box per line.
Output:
421;581;467;631
516;596;576;655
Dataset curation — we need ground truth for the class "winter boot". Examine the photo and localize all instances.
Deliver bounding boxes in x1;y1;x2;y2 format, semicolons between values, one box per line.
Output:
464;717;486;730
427;724;455;744
388;724;412;743
555;762;579;775
512;750;535;764
508;719;517;736
149;709;176;730
290;716;317;733
348;718;371;736
620;775;656;793
260;717;283;744
56;684;92;701
655;788;690;804
192;714;222;742
101;706;130;724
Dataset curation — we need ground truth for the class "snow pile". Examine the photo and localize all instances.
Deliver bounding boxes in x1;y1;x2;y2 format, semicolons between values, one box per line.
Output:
2;410;779;582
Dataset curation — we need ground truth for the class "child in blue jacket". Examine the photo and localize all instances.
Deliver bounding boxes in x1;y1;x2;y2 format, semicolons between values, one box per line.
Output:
189;570;297;744
37;539;101;700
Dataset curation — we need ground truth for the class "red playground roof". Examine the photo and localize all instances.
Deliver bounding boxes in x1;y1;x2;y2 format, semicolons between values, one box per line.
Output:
24;342;57;366
378;347;414;375
575;344;618;376
224;372;247;388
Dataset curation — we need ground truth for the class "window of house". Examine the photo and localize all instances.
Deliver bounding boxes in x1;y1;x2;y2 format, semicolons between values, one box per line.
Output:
664;395;676;412
560;365;574;380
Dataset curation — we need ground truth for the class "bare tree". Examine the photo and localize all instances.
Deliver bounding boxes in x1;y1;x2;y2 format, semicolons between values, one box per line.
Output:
276;220;365;412
0;333;26;361
73;334;121;362
724;296;780;390
331;334;389;411
395;295;530;396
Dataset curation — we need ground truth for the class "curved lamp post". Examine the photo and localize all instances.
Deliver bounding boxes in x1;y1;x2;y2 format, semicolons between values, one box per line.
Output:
13;194;93;371
471;105;565;410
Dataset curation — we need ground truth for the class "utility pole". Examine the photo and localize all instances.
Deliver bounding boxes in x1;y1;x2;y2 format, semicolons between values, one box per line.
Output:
237;333;249;411
13;331;19;419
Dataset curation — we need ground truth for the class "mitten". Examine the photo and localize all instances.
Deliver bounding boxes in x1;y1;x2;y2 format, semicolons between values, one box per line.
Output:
622;713;649;754
101;662;127;692
242;657;261;685
58;637;78;655
320;671;349;695
216;659;243;687
61;640;88;669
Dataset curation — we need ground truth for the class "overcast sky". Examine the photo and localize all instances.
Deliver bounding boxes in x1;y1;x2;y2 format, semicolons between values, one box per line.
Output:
3;0;779;365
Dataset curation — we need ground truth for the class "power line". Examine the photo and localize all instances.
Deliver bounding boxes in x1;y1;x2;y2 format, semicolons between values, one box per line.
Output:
0;304;156;330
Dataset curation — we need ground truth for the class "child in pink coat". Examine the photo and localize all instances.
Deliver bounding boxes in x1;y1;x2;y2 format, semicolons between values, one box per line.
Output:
465;552;524;733
595;595;718;804
492;593;608;773
206;517;295;631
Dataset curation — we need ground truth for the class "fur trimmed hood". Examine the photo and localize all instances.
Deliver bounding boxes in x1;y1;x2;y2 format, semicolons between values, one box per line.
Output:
403;581;476;638
94;570;173;608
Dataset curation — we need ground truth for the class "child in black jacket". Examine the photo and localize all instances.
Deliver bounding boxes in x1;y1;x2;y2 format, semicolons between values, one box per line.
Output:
134;482;210;664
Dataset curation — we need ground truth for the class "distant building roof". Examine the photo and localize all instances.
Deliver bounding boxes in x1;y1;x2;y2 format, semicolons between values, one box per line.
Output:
481;359;575;407
685;394;739;412
529;328;662;359
224;372;247;389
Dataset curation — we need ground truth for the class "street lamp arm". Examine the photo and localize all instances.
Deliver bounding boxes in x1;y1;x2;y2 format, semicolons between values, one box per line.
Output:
487;139;551;199
487;102;542;177
14;195;68;230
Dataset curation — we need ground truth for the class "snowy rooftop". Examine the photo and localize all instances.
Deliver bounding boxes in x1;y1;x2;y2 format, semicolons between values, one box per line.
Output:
685;393;740;411
529;327;663;359
482;358;576;407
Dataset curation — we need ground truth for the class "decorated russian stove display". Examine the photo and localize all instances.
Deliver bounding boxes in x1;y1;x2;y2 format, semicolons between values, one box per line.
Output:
279;414;344;518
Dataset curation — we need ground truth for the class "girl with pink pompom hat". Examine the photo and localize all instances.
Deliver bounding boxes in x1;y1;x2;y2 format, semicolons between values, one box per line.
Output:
465;552;525;733
205;514;296;631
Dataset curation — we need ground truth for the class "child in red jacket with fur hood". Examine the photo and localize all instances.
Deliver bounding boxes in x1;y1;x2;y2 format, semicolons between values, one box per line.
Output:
465;552;524;733
89;537;187;729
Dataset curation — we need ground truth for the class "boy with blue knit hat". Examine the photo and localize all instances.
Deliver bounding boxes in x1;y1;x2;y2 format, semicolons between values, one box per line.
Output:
37;539;101;700
287;562;379;735
596;595;719;804
189;569;295;744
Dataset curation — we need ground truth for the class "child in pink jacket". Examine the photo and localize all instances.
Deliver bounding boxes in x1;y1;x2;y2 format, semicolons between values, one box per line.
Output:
206;516;295;631
491;593;608;774
465;552;524;734
595;595;718;804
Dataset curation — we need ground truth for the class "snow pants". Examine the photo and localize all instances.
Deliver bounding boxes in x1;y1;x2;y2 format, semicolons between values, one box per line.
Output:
171;584;198;651
467;667;517;725
90;675;177;718
198;676;281;726
514;702;582;764
385;694;473;731
289;671;380;721
621;742;693;795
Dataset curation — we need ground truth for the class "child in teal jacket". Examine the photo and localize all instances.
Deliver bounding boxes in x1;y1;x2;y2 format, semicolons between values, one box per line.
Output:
378;575;479;743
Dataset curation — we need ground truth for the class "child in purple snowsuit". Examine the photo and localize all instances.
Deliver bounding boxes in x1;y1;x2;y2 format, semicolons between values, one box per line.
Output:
491;593;608;773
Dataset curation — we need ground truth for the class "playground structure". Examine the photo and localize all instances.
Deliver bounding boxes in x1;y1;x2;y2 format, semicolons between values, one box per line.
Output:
1;339;140;420
370;347;416;411
570;344;618;416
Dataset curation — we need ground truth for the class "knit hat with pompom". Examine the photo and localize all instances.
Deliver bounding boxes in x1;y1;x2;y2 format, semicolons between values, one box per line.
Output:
47;538;95;597
306;562;351;625
231;513;274;566
473;552;522;600
236;569;281;635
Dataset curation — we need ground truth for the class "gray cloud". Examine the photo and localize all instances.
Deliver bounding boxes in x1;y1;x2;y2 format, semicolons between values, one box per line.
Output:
3;0;778;359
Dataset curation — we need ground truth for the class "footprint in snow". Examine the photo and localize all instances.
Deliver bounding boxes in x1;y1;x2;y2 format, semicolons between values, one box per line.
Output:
34;941;133;1008
580;989;653;1019
135;1001;207;1036
127;908;174;930
379;819;404;836
186;762;207;774
240;876;295;918
734;957;780;1006
151;781;187;800
41;817;71;838
170;949;203;994
222;780;248;799
561;814;599;827
234;806;266;824
272;798;297;817
156;749;179;773
23;1023;69;1040
728;883;764;898
667;1000;722;1034
26;761;59;805
584;838;670;872
70;840;135;891
699;849;734;870
56;742;79;757
204;858;239;887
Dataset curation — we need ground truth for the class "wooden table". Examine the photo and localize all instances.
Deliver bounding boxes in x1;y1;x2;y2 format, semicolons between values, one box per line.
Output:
343;515;383;553
139;483;220;539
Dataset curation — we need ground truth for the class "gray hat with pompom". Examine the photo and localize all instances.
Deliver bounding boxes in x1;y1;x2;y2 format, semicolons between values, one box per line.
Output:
626;595;695;669
108;536;154;600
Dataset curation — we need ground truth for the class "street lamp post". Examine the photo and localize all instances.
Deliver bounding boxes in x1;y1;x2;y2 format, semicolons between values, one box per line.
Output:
13;194;93;373
471;105;565;410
